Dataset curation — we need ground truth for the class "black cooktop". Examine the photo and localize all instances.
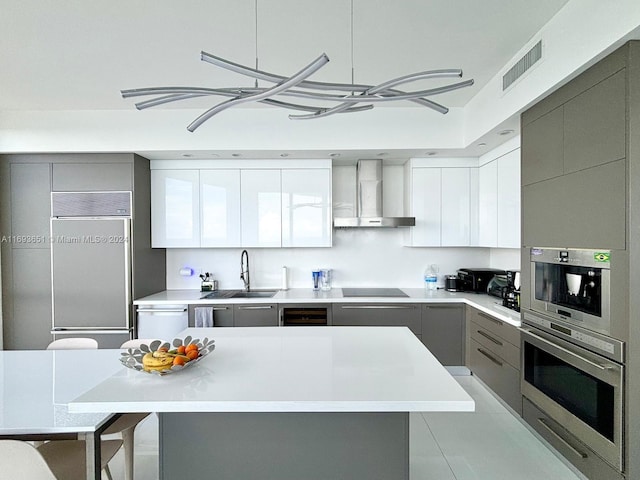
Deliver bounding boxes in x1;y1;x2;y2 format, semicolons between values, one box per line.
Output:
342;288;409;298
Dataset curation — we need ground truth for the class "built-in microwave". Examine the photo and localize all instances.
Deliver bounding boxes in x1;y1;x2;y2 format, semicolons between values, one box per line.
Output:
530;248;610;336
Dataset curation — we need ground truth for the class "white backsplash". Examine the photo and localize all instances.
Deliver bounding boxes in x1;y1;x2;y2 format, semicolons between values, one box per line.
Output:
165;229;520;291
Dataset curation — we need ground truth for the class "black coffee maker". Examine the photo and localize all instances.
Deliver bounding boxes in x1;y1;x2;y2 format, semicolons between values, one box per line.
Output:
502;270;521;312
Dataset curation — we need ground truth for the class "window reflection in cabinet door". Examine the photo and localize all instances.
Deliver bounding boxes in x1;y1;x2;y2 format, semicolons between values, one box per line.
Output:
241;170;282;247
151;169;200;247
281;169;332;247
200;169;241;247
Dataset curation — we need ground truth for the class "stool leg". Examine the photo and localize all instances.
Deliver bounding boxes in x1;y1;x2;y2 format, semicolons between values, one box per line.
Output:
122;426;135;480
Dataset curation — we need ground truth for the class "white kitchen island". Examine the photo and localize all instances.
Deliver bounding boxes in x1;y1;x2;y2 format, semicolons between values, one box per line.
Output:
70;326;474;480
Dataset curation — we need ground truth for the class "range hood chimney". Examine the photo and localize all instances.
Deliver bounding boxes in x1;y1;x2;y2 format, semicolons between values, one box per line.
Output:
333;159;416;228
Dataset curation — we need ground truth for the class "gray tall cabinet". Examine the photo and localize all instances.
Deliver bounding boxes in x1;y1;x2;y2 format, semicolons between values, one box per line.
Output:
520;41;640;479
0;154;165;350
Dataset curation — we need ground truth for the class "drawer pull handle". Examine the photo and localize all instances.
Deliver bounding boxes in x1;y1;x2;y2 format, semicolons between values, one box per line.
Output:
211;307;229;311
537;418;588;459
340;305;416;310
477;329;503;346
478;311;503;326
477;347;503;366
238;306;273;310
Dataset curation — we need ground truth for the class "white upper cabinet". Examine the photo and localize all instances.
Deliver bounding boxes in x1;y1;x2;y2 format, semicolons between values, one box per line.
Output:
496;149;521;248
478;160;498;247
150;160;333;248
406;160;477;247
240;169;282;248
477;146;521;249
200;169;241;247
441;168;471;246
151;169;200;248
281;169;332;247
409;167;442;246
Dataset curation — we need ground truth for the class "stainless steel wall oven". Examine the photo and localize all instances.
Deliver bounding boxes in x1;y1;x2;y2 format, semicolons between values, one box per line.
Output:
521;310;625;476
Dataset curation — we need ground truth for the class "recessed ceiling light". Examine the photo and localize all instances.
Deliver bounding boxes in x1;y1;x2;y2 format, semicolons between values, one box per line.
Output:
329;153;341;157
280;153;290;157
231;153;242;157
426;151;437;156
377;152;388;157
478;142;487;147
209;153;219;157
182;153;194;158
497;129;514;136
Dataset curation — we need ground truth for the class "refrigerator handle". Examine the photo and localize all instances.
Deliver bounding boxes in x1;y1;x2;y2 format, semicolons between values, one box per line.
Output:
123;218;131;328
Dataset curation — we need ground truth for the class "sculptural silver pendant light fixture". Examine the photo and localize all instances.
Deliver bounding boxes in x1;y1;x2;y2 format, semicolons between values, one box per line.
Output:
121;0;474;132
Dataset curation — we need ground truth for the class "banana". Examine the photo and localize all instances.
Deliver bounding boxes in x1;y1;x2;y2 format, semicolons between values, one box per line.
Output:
142;352;174;372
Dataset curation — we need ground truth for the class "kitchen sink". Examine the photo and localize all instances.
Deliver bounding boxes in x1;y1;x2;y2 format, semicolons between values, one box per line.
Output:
203;290;277;299
229;290;277;298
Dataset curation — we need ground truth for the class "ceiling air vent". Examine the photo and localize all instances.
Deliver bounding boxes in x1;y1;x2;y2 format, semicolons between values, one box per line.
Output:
503;40;542;91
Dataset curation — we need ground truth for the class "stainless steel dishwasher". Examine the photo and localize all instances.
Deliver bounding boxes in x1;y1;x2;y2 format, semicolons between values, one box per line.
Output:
136;304;188;340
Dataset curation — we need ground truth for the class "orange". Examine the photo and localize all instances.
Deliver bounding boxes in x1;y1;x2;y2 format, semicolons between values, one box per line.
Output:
173;356;185;366
185;343;198;352
176;345;186;355
186;350;199;360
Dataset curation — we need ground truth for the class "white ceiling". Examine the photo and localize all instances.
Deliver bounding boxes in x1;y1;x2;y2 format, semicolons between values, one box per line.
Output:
1;0;579;161
1;0;569;112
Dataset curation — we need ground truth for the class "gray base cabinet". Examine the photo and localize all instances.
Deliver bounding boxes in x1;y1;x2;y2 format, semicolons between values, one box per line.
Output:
331;304;421;335
233;304;278;327
466;306;521;415
421;305;464;366
189;304;234;328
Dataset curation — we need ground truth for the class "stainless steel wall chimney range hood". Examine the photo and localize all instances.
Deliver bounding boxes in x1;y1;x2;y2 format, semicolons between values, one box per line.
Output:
333;159;416;228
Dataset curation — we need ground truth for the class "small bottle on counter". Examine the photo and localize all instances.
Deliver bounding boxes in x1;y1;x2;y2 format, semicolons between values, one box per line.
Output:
424;265;438;291
282;266;289;290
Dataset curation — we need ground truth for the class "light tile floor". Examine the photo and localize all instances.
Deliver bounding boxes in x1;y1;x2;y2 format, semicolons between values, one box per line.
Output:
106;375;587;480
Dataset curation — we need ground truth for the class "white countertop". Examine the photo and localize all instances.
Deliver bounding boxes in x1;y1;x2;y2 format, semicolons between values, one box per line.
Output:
69;327;475;414
134;288;522;327
0;350;122;435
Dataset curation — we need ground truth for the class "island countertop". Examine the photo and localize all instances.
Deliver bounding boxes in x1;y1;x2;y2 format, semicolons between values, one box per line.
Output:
69;327;475;414
134;288;522;327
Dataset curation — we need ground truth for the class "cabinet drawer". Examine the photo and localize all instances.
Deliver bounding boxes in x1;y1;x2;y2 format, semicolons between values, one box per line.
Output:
469;339;522;414
467;307;520;347
188;304;234;328
470;321;520;370
332;304;421;335
233;304;278;327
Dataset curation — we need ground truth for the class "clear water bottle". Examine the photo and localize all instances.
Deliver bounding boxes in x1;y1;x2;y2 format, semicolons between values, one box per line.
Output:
424;264;438;291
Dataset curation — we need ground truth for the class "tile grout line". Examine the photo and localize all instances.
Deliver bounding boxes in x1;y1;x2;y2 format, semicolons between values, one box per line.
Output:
418;412;460;480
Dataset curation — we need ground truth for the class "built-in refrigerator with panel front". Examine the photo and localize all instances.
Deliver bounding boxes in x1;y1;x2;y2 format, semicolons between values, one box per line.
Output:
50;192;135;348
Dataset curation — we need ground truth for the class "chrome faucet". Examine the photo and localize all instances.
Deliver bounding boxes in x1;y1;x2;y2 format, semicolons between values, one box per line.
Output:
240;250;250;291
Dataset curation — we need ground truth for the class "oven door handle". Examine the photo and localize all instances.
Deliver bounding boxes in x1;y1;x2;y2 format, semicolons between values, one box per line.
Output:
522;329;614;371
537;418;588;459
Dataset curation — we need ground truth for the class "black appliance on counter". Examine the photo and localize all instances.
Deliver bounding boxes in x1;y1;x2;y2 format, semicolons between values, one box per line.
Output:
502;270;521;312
456;268;506;293
486;274;507;298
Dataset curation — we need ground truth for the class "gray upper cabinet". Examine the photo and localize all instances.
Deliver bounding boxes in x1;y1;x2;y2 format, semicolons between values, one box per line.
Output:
421;304;464;366
521;44;629;250
521;106;564;186
523;159;626;249
10;163;51;248
52;162;133;191
563;70;626;174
